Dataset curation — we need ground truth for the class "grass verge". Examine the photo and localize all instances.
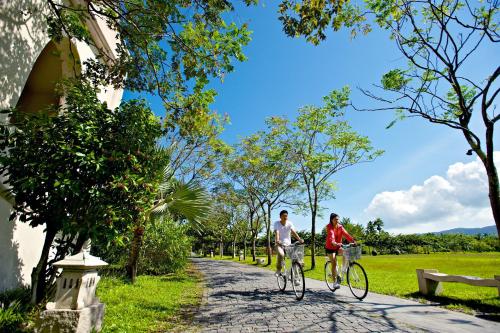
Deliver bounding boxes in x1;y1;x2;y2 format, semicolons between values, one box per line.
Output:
210;252;500;318
97;264;203;332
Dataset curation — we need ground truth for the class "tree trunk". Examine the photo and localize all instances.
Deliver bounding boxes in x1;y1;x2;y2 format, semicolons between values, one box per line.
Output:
44;233;80;296
31;226;57;304
252;235;256;261
244;239;247;260
126;226;144;283
461;105;499;236
266;204;272;266
249;211;256;261
479;90;500;237
232;240;236;259
483;151;500;237
243;228;248;260
311;209;317;270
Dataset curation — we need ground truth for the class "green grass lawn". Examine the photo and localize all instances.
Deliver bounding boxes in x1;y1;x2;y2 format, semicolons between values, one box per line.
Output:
97;265;202;332
212;252;500;315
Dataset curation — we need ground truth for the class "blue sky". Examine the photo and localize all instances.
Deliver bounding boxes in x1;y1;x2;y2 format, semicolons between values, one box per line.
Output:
125;2;498;234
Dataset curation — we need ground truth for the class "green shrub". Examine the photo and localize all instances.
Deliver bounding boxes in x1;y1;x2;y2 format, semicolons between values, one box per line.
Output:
0;301;24;333
93;218;194;276
470;240;494;252
138;219;193;275
91;236;130;267
0;287;31;333
98;264;128;278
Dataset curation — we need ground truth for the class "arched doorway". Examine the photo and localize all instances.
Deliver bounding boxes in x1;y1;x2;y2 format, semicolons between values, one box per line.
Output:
15;39;81;113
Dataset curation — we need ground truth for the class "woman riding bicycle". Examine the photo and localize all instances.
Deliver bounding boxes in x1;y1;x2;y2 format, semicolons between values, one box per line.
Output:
325;213;355;290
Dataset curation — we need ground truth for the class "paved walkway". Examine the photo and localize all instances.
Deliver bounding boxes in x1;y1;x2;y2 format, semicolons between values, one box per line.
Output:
191;258;500;333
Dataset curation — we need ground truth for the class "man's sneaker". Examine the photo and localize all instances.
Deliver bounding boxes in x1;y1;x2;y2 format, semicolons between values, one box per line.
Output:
333;282;341;290
275;270;282;277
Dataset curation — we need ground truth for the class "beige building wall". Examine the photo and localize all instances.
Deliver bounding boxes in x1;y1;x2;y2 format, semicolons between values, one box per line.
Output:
0;0;123;292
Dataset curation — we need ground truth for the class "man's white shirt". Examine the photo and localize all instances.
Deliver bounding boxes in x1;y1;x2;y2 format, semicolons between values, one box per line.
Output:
274;220;296;246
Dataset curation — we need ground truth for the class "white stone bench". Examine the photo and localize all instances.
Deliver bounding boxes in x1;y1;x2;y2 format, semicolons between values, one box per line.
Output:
256;258;265;265
416;269;500;296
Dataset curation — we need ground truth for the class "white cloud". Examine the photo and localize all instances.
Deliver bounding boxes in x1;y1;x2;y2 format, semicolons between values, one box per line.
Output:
364;152;498;234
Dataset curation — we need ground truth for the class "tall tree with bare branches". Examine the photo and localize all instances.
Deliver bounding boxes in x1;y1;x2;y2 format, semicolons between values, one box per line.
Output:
270;88;383;269
278;0;500;236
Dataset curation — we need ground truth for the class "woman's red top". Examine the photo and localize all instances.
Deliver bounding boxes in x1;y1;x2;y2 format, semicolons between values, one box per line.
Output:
325;223;354;250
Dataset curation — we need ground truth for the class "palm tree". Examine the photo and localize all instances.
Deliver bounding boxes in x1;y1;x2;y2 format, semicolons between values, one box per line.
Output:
126;165;211;282
150;166;210;225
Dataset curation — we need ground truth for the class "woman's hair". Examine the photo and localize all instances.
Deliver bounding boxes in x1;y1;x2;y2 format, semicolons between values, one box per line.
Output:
329;213;339;223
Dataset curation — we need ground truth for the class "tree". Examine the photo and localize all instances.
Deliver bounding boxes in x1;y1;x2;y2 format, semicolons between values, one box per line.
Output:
211;182;247;258
366;220;376;235
278;0;500;236
340;217;365;241
0;82;163;302
272;88;383;269
165;106;231;184
230;187;264;261
224;127;300;265
242;193;265;261
205;191;234;258
365;217;387;253
252;130;300;266
46;0;253;121
365;220;378;254
373;217;384;234
229;218;248;258
127;164;211;282
222;149;264;261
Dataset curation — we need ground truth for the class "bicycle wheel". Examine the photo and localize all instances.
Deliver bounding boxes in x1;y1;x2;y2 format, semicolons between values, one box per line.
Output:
277;269;286;292
291;262;305;300
347;262;368;300
324;261;337;292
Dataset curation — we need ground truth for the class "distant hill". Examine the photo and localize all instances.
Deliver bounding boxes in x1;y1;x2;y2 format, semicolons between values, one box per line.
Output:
434;225;497;235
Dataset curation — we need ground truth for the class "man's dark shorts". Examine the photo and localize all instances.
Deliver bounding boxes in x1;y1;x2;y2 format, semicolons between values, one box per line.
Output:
324;247;339;255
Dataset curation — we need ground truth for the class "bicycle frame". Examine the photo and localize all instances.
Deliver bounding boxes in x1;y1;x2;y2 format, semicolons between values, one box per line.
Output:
333;256;349;283
276;242;306;300
279;245;302;281
324;244;369;300
280;258;300;281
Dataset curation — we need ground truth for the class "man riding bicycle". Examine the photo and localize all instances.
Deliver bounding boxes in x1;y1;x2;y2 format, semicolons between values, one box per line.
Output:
274;210;304;276
325;213;355;290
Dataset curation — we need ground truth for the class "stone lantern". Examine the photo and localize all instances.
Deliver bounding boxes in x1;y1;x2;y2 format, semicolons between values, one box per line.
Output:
37;240;108;333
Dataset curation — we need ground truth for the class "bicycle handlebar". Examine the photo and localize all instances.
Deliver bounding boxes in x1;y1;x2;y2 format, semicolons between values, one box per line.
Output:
340;243;358;249
277;240;305;247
